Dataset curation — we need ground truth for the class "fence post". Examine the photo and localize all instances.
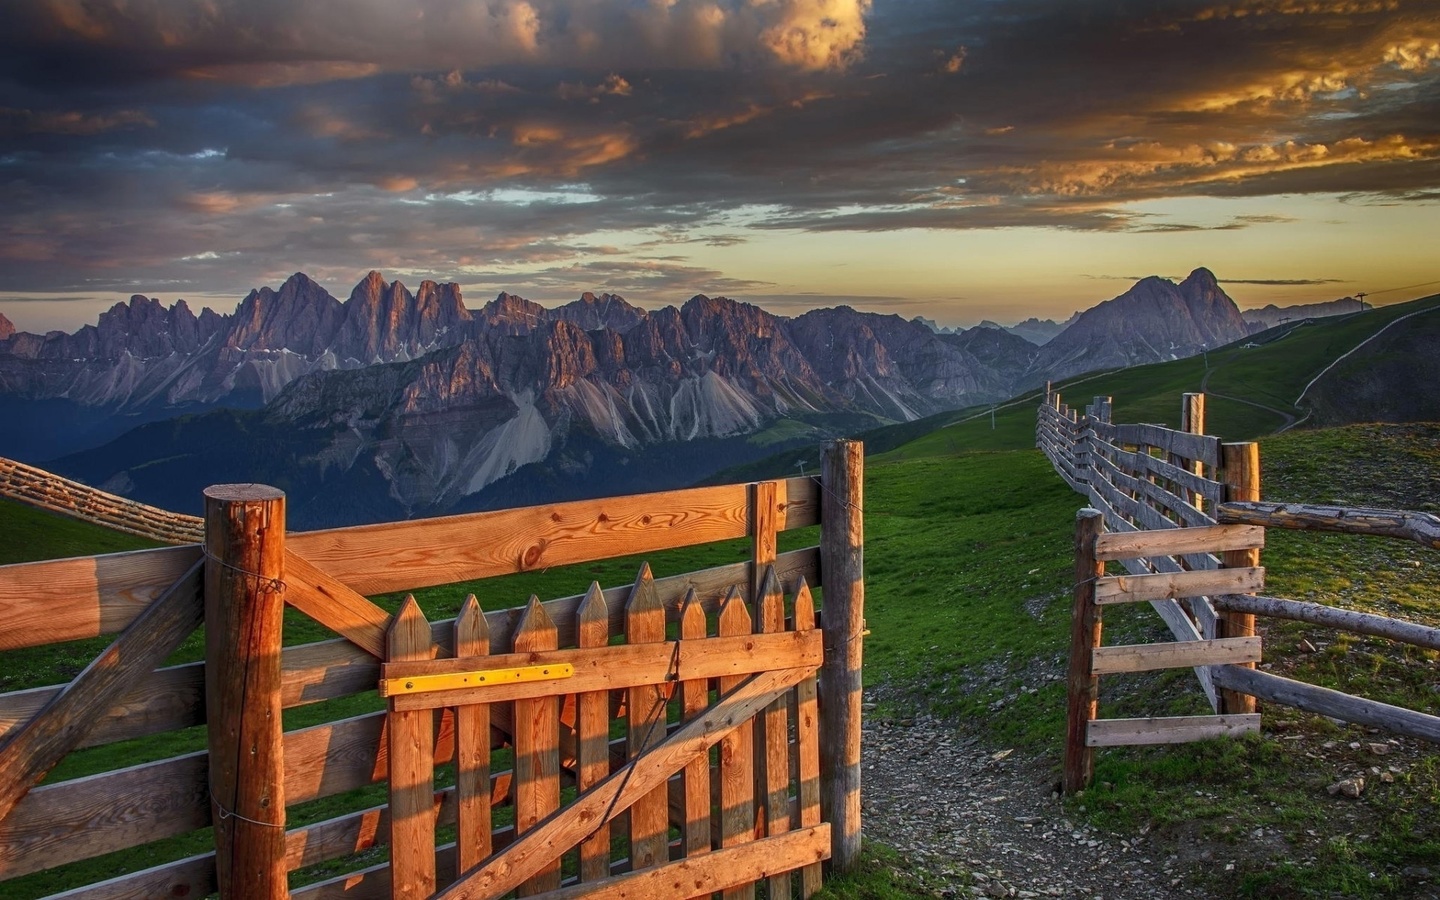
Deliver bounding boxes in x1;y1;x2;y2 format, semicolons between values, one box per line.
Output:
819;439;864;873
1064;508;1105;794
1219;443;1261;715
1180;393;1207;513
203;484;287;899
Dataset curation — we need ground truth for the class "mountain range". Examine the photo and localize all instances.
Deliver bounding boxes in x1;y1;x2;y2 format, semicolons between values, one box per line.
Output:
0;267;1302;526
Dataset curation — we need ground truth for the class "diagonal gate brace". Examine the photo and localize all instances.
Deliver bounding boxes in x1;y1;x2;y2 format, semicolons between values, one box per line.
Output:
434;663;817;900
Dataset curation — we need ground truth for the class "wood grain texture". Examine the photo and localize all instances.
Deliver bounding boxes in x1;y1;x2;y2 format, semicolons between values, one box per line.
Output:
284;548;392;658
519;825;831;900
1094;567;1264;605
1064;509;1104;795
383;630;823;710
203;484;287;900
512;596;562;895
678;590;712;862
576;583;613;882
717;587;757;900
0;545;200;651
387;596;438;898
1219;441;1262;717
1211;665;1440;743
818;439;864;874
454;595;492;874
434;665;812;900
1213;594;1440;651
0;455;203;545
0;662;205;750
1091;637;1262;675
286;478;818;597
791;579;823;898
1218;500;1440;549
751;481;779;603
1094;524;1263;561
0;559;201;825
1086;714;1260;747
626;564;671;874
755;566;793;900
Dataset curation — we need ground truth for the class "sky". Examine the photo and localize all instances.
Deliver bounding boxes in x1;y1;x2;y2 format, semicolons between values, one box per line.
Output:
1;0;1439;334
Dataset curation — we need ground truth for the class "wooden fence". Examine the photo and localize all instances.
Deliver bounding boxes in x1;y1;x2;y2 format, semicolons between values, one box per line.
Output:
0;455;204;545
1040;391;1440;791
0;440;866;899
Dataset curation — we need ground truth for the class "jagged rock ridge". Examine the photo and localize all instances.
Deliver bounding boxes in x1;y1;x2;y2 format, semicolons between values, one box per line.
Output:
1027;268;1250;381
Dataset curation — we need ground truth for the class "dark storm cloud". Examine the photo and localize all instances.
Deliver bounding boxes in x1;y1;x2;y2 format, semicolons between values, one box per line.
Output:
0;0;1438;296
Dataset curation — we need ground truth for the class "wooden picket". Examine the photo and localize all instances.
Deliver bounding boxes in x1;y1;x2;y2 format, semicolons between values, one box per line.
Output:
0;451;862;899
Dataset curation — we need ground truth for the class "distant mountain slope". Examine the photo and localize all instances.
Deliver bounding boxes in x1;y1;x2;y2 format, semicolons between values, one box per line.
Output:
1242;297;1364;331
1302;304;1440;427
1028;268;1249;382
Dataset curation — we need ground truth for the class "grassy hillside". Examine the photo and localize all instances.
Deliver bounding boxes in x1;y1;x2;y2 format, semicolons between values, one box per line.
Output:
3;377;1439;894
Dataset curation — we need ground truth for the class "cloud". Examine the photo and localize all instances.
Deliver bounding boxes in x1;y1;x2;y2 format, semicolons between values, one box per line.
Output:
1;0;1438;303
1220;276;1350;285
0;106;153;135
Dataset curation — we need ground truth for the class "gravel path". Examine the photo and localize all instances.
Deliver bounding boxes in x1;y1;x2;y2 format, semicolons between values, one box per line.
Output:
862;713;1212;899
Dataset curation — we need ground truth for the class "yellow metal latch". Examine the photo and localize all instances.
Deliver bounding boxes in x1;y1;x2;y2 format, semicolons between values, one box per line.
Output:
381;663;575;697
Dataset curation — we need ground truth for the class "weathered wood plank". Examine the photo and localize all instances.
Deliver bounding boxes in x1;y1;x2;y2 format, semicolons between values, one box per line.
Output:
432;664;813;900
284;549;392;659
718;588;757;900
0;750;210;879
1064;510;1104;795
1094;567;1264;605
1213;594;1440;652
0;560;202;825
0;545;200;651
387;596;437;898
383;630;823;710
1218;500;1440;549
626;564;670;875
522;825;831;900
576;583;613;882
512;596;562;895
1211;666;1440;743
1086;714;1261;747
677;591;712;863
791;579;823;898
1109;423;1221;468
818;439;864;876
754;567;793;900
454;595;492;874
0;684;468;879
287;478;818;597
1094;525;1264;561
0;663;205;750
1092;637;1262;675
1218;441;1262;717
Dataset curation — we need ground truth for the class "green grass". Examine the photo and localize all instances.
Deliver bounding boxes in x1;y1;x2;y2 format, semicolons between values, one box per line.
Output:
5;290;1440;898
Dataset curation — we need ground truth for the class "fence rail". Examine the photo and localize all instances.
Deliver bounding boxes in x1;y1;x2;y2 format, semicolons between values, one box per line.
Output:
0;442;865;899
1043;391;1440;791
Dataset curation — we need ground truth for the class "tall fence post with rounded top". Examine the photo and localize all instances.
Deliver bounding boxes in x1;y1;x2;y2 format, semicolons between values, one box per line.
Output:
1219;443;1261;715
819;439;864;873
1064;508;1105;794
204;484;288;899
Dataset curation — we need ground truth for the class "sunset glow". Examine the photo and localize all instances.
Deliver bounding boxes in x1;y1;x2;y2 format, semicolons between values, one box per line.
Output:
1;0;1438;332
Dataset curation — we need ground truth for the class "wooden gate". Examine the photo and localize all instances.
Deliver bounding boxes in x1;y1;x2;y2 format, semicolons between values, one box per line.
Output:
0;440;863;898
380;566;827;899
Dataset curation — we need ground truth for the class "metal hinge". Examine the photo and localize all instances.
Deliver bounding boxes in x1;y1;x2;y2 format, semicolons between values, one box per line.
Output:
380;663;575;697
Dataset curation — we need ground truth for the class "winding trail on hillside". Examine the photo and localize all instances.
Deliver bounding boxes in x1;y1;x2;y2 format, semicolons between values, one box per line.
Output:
1198;365;1298;432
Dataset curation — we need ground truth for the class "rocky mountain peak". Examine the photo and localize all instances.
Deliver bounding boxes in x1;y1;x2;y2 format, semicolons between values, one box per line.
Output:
481;292;550;335
553;291;646;333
